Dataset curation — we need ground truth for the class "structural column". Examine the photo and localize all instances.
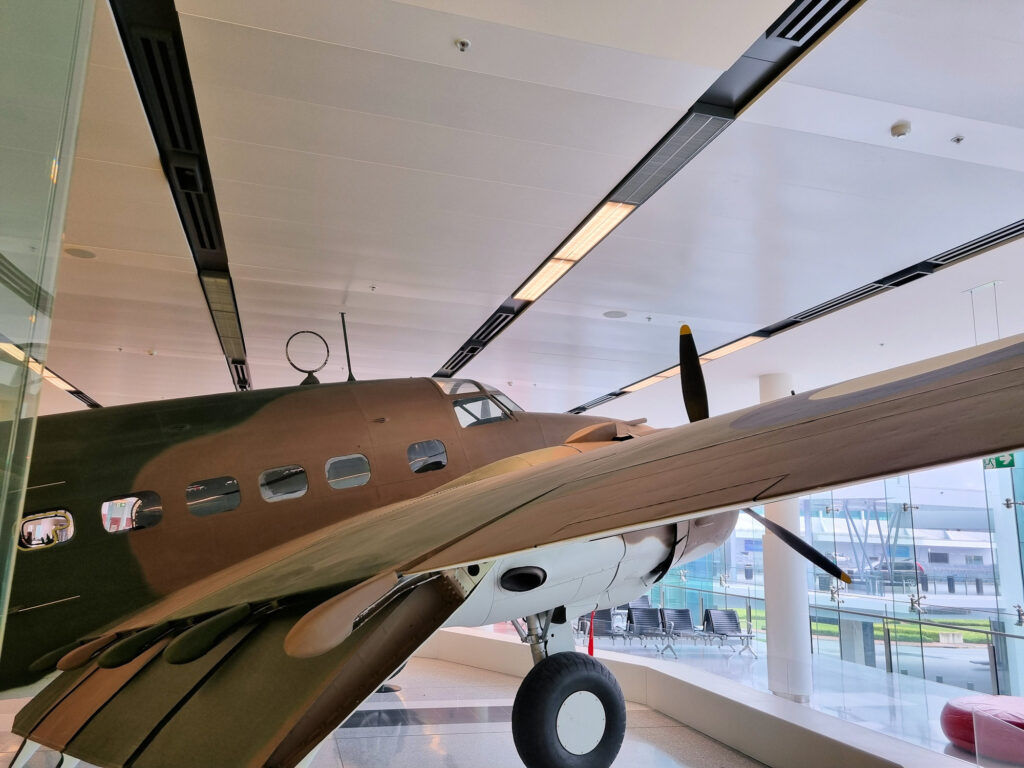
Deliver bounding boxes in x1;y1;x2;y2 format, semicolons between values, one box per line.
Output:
759;373;812;702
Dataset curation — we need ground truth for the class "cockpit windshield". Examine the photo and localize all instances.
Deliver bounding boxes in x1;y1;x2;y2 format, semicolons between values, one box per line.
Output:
432;378;524;413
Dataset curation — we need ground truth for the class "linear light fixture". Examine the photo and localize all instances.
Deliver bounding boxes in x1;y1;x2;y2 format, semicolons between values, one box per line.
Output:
699;334;767;362
514;201;635;302
0;342;90;397
623;365;681;393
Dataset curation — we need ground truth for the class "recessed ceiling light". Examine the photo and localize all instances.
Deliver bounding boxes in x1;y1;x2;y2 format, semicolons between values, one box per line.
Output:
65;247;96;259
603;310;627;319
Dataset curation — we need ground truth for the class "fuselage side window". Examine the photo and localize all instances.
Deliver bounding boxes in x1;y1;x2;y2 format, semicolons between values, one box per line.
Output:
408;440;447;474
101;492;163;533
452;395;510;428
259;465;308;502
326;454;371;490
186;476;241;517
19;511;74;550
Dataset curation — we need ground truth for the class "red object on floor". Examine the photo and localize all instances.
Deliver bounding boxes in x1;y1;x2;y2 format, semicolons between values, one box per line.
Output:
940;694;1024;764
587;611;595;656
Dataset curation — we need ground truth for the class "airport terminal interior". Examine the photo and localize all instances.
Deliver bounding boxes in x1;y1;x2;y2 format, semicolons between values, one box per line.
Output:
3;1;1024;767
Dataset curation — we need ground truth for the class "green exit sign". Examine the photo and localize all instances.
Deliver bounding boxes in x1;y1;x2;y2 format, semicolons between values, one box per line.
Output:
983;454;1016;470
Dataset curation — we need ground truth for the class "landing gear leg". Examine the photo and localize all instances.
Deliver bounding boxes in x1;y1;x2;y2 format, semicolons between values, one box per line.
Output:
510;610;626;768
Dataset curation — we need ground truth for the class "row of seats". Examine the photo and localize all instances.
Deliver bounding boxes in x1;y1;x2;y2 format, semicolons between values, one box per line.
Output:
577;602;757;658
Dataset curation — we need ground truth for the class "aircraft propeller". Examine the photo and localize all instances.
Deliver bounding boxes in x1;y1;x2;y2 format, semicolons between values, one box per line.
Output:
677;325;852;584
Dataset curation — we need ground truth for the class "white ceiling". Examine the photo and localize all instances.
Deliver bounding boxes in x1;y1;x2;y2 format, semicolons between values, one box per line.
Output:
37;0;1024;419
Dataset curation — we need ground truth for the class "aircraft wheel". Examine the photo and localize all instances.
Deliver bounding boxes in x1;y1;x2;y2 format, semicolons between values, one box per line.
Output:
511;651;625;768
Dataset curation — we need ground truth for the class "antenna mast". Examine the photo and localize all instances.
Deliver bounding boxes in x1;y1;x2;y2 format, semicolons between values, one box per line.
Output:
340;312;356;381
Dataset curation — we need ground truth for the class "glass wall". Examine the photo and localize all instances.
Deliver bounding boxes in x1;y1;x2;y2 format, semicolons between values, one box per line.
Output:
650;454;1024;697
0;0;94;646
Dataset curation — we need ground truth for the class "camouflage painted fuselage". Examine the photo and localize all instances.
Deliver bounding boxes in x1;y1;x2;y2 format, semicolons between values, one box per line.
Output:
2;378;607;689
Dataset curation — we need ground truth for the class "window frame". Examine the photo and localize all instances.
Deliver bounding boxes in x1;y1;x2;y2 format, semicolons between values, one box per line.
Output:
407;439;448;474
325;453;371;490
258;465;309;503
186;475;242;517
100;491;163;534
18;510;75;551
452;394;512;428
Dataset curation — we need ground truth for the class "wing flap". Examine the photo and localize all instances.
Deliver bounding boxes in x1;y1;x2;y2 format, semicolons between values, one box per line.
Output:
16;576;468;768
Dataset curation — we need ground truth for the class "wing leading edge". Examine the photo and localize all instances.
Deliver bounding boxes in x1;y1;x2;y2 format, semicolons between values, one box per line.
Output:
14;334;1024;767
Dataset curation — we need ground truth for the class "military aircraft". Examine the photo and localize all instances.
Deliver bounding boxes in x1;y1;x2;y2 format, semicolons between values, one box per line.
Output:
4;328;1024;768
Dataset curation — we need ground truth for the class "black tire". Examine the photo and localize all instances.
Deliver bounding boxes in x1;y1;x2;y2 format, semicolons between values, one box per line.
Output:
511;651;626;768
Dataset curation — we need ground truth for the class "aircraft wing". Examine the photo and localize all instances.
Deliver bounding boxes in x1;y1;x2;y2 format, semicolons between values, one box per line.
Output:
14;334;1024;767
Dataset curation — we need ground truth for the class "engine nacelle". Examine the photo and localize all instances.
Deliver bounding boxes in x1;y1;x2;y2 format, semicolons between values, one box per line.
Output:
447;509;738;628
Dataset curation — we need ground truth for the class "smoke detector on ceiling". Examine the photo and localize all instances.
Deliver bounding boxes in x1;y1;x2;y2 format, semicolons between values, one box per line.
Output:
890;120;911;139
454;38;471;52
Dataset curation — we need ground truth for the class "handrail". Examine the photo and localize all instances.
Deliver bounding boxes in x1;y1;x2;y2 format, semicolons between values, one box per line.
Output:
661;584;1024;643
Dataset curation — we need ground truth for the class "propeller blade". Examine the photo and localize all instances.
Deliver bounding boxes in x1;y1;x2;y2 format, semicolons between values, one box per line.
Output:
740;508;852;584
679;325;709;423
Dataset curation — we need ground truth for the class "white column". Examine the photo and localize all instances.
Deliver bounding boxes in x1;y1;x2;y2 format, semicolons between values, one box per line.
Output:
759;373;812;702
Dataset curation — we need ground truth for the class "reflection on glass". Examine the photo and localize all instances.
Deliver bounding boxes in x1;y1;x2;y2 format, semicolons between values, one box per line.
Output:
452;395;510;427
101;492;162;532
408;440;447;474
186;476;241;516
18;511;74;550
325;454;370;490
259;465;307;502
432;379;480;395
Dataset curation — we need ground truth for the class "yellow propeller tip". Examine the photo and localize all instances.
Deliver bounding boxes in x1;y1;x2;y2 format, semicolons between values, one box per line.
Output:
840;572;852;584
680;324;692;336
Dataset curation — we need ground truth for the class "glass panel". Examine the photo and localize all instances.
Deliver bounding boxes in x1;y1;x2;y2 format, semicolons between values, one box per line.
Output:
325;454;370;490
408;440;447;474
100;492;162;532
452;395;510;427
18;511;74;550
432;379;480;395
492;393;523;413
259;465;307;502
186;476;241;517
0;0;93;646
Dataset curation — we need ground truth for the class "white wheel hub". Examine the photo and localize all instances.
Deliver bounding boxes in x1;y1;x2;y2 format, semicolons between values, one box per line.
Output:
555;690;605;755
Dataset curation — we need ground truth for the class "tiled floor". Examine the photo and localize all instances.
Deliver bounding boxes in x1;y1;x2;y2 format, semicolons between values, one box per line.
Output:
579;631;983;761
0;658;766;768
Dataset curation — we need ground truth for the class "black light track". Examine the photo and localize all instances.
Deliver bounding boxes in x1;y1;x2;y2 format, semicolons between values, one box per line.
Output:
434;0;864;378
107;0;251;392
568;216;1024;414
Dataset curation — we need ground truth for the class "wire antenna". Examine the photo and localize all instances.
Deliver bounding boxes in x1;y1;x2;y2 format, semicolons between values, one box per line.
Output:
340;313;356;381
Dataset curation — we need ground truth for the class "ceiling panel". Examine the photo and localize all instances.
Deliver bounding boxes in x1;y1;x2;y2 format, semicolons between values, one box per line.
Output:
178;0;756;389
41;0;229;410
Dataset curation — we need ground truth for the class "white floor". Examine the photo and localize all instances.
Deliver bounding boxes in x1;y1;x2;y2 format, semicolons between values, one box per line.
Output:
579;630;981;761
0;657;766;768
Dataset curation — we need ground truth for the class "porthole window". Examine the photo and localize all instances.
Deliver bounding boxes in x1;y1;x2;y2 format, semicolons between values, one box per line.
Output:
325;454;370;490
101;492;162;533
186;476;241;517
19;511;74;550
259;465;308;502
452;395;510;428
408;440;447;474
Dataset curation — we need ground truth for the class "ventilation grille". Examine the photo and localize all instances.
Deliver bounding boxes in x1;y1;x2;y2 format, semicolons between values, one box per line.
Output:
70;390;101;408
184;191;220;252
792;283;886;322
929;218;1024;266
472;308;515;343
231;362;251;391
437;348;477;376
135;31;196;152
0;252;54;316
769;0;851;45
612;110;732;205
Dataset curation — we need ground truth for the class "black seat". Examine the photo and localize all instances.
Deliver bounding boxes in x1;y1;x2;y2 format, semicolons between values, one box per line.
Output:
587;608;627;645
661;608;703;645
626;607;675;656
703;609;756;657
